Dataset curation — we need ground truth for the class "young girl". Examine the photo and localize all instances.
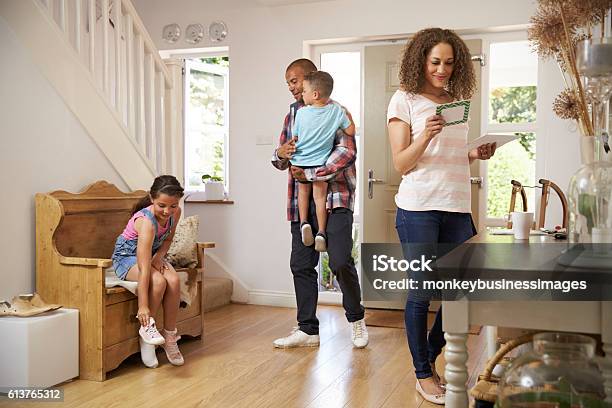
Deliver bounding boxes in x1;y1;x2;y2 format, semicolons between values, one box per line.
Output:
387;28;496;403
111;175;185;368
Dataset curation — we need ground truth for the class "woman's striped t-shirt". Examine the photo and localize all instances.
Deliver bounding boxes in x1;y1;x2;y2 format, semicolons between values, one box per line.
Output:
387;90;471;214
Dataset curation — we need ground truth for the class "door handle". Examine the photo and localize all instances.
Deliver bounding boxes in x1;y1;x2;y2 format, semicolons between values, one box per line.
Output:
470;176;484;188
368;169;385;199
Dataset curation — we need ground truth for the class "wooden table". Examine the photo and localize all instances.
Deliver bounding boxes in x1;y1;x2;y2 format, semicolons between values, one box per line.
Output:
439;232;612;407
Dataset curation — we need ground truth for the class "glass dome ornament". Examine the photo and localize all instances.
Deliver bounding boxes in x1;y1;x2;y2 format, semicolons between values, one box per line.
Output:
185;23;205;44
162;23;181;44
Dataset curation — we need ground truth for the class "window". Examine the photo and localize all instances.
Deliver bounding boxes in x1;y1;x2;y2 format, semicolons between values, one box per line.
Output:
318;50;362;292
184;56;229;191
483;40;538;223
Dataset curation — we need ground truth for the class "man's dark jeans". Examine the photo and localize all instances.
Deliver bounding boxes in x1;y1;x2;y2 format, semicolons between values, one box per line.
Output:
290;206;364;335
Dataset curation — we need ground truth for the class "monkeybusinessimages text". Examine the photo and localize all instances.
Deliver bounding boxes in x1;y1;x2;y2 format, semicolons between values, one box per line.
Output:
371;255;588;294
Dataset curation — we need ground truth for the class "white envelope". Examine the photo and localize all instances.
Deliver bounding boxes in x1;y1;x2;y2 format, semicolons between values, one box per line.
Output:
467;133;520;150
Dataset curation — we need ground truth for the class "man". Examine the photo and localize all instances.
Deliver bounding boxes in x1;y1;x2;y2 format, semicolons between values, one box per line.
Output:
271;58;368;349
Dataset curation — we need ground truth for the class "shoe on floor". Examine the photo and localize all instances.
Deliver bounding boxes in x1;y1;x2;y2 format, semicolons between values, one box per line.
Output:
416;378;446;405
162;329;184;366
314;232;327;252
139;337;159;368
273;327;320;348
139;317;165;346
301;222;314;246
351;318;369;348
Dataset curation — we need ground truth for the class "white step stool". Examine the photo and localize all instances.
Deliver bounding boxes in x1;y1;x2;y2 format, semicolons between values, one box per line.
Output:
0;308;78;388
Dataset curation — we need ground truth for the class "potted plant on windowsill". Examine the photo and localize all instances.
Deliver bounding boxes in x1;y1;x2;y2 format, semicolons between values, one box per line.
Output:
201;174;225;201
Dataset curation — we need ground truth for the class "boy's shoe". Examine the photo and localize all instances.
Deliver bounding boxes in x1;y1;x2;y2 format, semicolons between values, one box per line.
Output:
301;222;314;246
273;327;320;348
139;317;165;346
162;329;184;366
351;318;369;348
139;337;159;368
314;232;327;252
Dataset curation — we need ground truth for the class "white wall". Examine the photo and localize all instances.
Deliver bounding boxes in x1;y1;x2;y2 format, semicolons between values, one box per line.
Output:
0;17;126;299
132;0;581;301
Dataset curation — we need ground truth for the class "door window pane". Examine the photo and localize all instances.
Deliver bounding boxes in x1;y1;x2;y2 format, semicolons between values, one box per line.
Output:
489;41;537;124
487;133;536;218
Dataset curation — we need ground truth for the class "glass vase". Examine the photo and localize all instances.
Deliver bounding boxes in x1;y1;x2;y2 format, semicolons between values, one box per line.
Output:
568;136;612;244
497;332;606;407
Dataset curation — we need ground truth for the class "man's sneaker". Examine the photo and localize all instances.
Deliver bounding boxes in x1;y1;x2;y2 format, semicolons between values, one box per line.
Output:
351;319;369;348
162;329;184;366
139;317;165;345
139;337;159;368
273;327;320;348
314;232;327;252
301;222;314;246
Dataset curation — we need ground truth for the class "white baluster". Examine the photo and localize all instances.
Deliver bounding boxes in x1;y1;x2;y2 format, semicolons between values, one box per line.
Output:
113;0;121;111
57;0;66;32
74;0;81;53
603;301;612;403
444;332;469;408
144;53;156;167
156;71;165;174
603;343;612;404
87;0;95;74
164;59;182;181
48;0;55;22
134;34;145;146
101;0;109;94
125;13;135;138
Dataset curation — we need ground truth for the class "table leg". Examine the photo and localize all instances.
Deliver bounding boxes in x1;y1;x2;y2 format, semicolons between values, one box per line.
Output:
485;325;497;359
604;343;612;403
444;332;469;408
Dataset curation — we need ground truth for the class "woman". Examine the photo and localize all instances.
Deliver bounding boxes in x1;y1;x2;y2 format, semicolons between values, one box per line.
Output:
387;28;496;404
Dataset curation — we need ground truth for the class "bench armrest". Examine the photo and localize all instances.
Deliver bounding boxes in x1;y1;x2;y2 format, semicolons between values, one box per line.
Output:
59;256;112;268
196;242;216;269
197;242;216;249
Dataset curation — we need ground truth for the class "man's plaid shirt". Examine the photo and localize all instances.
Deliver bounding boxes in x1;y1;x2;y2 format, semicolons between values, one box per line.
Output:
271;101;357;222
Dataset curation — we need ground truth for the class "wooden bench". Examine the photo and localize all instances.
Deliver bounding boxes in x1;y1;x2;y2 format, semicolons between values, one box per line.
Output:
35;181;214;381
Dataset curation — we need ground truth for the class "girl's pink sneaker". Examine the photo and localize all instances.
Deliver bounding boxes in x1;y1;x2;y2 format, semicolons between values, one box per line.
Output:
162;329;184;366
139;317;165;345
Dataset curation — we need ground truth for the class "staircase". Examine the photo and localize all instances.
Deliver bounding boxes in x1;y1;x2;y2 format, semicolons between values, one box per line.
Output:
1;0;234;309
0;0;182;190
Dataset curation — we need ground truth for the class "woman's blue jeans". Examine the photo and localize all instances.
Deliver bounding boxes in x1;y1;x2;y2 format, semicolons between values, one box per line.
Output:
395;209;475;379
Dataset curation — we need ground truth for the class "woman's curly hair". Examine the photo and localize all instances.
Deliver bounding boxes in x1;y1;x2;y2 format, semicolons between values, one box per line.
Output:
399;28;476;100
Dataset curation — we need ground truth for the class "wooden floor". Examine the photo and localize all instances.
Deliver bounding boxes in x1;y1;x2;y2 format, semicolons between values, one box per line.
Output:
0;304;488;408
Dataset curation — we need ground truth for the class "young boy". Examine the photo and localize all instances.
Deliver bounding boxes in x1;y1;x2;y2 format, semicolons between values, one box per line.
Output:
290;71;355;252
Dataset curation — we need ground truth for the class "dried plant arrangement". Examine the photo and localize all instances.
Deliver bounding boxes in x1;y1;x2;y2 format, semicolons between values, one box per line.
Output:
528;0;612;136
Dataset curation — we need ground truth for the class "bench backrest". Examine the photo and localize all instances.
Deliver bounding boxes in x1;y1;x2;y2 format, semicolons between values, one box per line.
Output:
44;181;146;259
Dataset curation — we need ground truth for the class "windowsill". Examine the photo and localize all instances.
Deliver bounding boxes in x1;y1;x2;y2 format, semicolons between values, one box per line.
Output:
185;198;234;204
184;191;233;204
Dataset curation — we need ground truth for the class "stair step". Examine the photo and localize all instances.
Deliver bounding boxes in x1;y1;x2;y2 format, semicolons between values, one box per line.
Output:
202;277;233;312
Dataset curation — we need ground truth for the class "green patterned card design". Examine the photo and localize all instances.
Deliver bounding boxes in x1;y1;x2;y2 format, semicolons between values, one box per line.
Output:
435;99;471;127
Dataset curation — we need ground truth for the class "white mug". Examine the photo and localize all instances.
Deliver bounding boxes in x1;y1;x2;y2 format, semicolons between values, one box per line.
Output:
510;211;534;240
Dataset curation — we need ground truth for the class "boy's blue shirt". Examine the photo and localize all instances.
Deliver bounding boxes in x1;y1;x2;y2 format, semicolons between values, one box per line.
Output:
291;102;350;167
